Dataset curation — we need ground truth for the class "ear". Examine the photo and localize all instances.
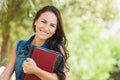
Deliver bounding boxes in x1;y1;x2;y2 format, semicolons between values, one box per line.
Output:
34;22;37;25
34;20;38;25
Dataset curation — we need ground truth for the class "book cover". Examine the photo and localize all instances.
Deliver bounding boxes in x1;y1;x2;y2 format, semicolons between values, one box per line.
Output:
23;46;63;80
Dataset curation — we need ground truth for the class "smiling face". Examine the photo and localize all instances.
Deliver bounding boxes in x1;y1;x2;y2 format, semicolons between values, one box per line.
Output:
34;11;57;41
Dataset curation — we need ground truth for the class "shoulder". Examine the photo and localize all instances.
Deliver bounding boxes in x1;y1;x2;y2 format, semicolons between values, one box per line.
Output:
16;40;26;45
16;40;27;47
16;40;27;50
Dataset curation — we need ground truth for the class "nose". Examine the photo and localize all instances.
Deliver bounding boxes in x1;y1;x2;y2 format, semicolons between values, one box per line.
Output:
44;25;50;30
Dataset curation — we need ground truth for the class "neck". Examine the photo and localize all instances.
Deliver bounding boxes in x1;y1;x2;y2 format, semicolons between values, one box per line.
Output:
31;36;46;46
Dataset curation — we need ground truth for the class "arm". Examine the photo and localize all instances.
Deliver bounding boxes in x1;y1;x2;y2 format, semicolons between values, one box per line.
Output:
59;45;68;73
0;47;16;80
33;63;59;80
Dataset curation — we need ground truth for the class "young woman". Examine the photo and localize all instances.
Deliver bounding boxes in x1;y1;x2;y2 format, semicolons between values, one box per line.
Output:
0;5;69;80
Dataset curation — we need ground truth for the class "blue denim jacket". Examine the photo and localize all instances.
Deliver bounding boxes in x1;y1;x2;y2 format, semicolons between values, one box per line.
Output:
15;35;48;80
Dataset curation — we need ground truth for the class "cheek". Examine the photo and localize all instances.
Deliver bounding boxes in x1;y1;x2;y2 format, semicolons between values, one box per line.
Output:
35;25;40;32
51;28;56;34
33;25;36;32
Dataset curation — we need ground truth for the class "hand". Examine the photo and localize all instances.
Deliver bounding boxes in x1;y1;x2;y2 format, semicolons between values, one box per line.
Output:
23;58;37;74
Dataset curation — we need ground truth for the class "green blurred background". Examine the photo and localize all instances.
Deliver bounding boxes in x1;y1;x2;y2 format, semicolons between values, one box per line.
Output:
1;0;120;80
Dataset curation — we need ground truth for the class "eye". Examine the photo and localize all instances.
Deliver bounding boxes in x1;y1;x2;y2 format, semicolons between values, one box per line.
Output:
41;20;46;23
50;24;55;27
50;24;56;28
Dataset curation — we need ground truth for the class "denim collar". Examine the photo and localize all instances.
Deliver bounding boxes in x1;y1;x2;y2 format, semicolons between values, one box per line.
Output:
21;34;49;50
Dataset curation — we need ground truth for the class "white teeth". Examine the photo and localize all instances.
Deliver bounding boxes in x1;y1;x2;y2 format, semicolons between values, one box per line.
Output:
40;31;48;35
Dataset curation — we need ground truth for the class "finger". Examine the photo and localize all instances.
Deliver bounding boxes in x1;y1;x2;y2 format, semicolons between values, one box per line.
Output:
26;58;31;62
22;61;26;67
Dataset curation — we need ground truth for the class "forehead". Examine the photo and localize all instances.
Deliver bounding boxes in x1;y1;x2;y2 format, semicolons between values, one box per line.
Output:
38;11;57;24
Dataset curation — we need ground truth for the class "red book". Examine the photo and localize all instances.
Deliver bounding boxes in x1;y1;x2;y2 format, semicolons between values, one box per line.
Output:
23;46;63;80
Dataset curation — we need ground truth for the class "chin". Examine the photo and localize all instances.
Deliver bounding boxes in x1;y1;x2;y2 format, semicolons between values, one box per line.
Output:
39;36;49;40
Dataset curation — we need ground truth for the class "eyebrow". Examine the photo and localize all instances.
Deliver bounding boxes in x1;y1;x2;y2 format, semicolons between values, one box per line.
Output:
42;19;57;26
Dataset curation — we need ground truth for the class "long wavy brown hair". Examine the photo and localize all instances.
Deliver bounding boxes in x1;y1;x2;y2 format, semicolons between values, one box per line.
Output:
33;5;69;80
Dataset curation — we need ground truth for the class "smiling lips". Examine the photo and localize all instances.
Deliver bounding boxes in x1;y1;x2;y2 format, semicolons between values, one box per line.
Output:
40;30;49;37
